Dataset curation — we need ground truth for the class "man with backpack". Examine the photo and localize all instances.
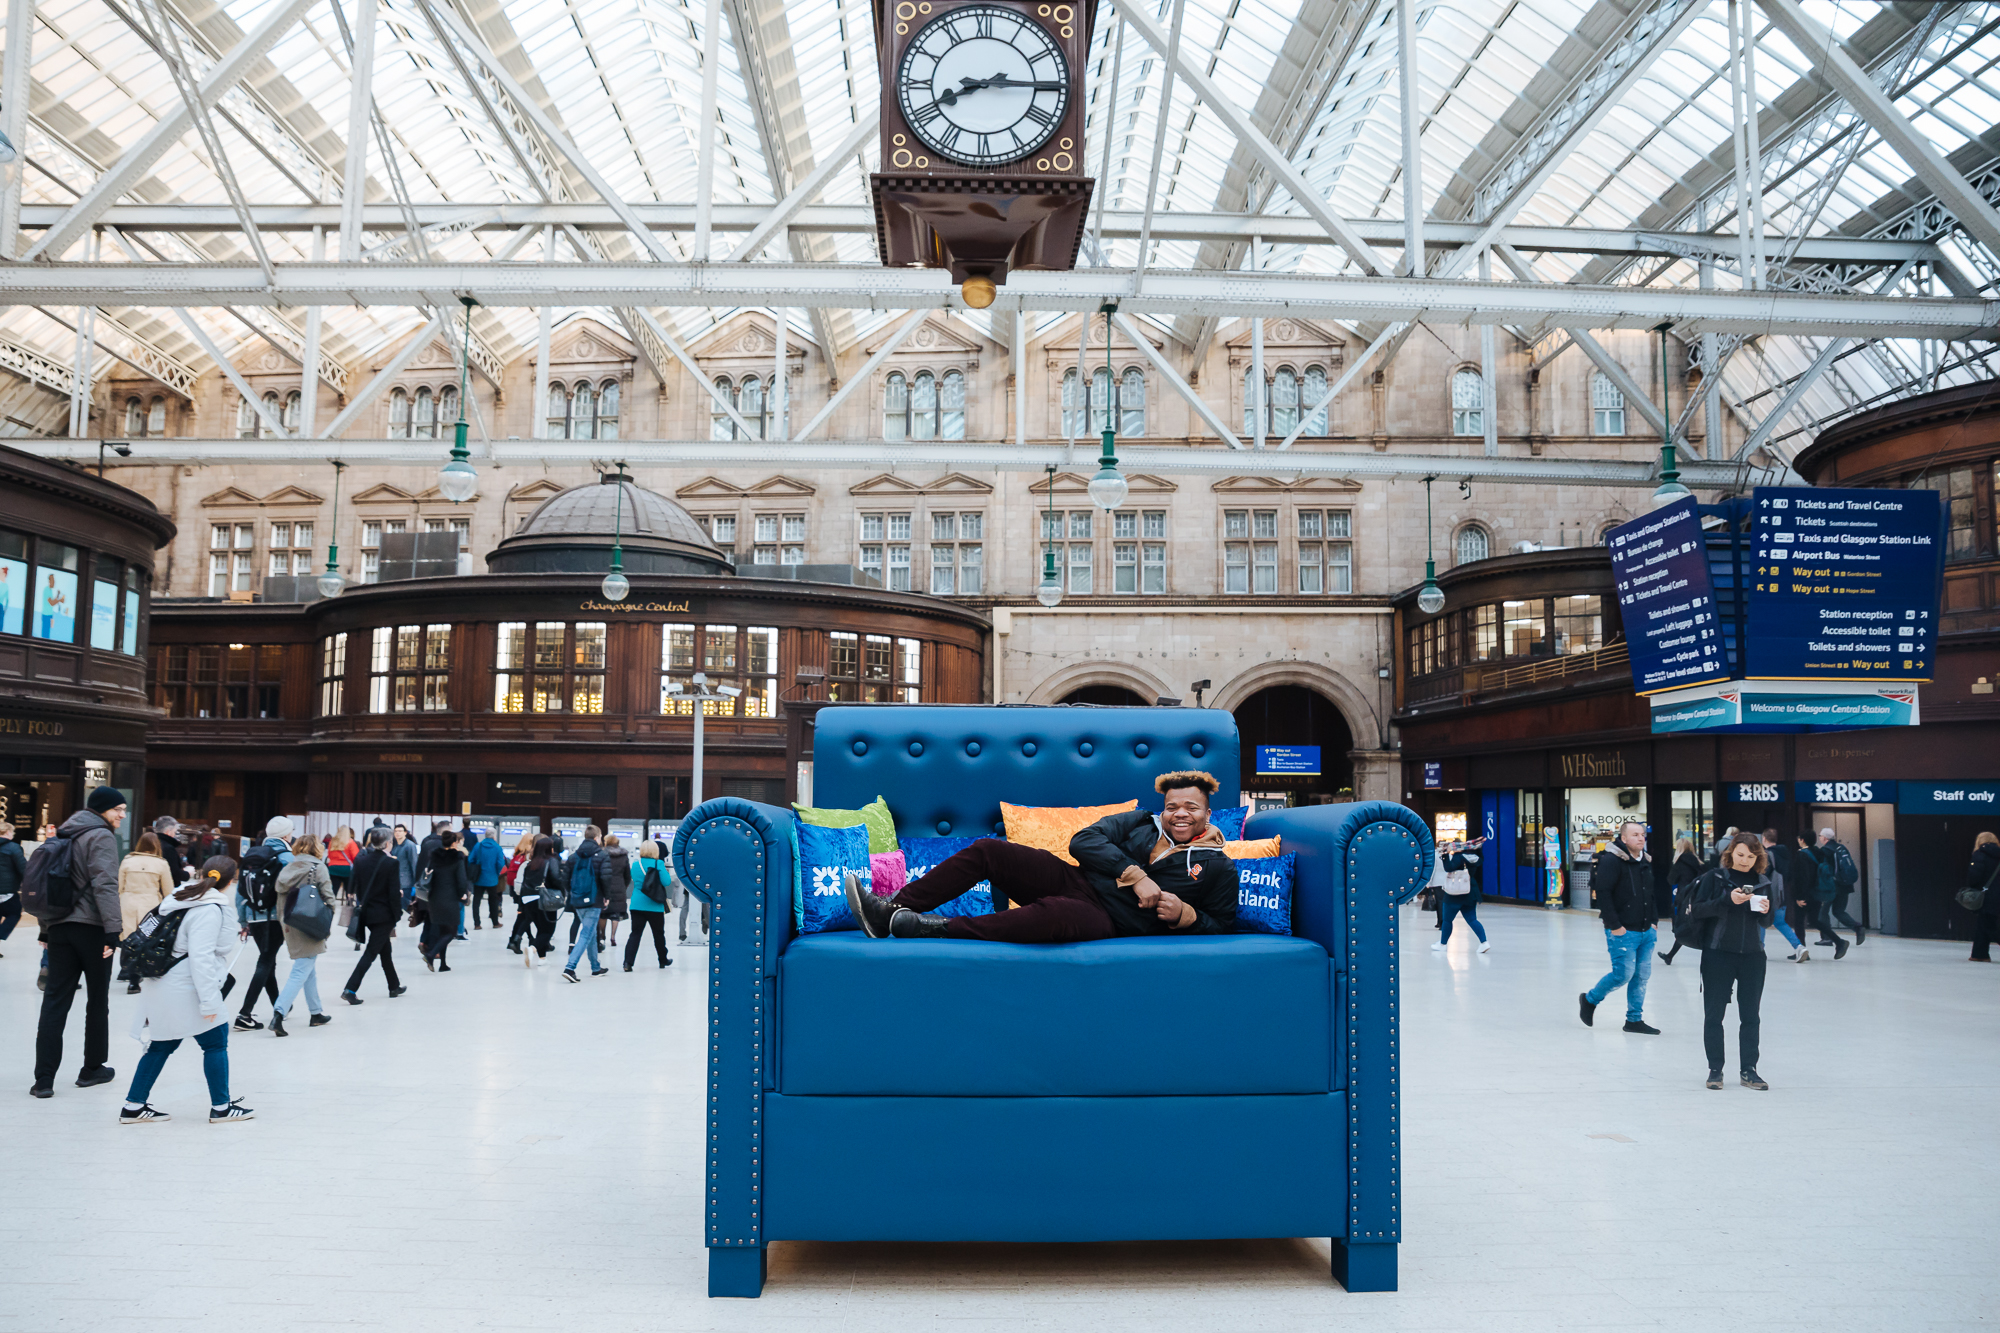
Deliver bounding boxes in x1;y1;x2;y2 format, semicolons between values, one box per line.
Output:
1818;827;1866;946
28;786;128;1098
467;827;505;930
561;828;607;981
232;816;294;1032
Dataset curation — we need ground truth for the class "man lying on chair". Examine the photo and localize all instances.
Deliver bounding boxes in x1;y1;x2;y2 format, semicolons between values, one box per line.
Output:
846;770;1240;943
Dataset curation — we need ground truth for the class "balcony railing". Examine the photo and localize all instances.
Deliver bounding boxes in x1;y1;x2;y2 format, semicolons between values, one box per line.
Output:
1406;640;1630;709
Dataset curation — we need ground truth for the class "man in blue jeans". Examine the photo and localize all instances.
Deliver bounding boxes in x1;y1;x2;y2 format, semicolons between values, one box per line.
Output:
1579;820;1662;1034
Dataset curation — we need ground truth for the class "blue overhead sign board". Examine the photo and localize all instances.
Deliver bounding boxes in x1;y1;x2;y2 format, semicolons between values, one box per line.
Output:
1650;681;1920;734
1423;762;1443;790
1255;745;1321;776
1745;486;1945;682
1899;782;2000;815
1606;496;1731;694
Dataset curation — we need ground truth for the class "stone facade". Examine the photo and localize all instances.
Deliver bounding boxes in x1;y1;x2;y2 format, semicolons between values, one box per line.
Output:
80;310;1717;802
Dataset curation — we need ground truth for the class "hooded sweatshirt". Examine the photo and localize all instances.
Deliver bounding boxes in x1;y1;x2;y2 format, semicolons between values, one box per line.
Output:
1069;809;1239;937
50;809;125;945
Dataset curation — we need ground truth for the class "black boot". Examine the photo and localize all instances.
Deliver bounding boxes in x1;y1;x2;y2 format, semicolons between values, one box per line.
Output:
889;909;950;938
271;1012;288;1037
1854;925;1866;945
846;871;900;939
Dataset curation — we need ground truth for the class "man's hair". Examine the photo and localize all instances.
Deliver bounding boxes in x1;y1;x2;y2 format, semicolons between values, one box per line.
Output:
585;825;602;840
1619;819;1645;837
1154;770;1218;798
1762;828;1780;842
1819;827;1836;840
365;826;391;849
433;819;451;833
393;824;408;833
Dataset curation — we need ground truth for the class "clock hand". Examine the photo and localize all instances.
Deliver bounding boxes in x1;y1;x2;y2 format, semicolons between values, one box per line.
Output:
958;75;1066;90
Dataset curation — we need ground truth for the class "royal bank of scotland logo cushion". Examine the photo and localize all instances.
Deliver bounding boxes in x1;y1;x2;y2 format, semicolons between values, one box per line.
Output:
795;819;873;934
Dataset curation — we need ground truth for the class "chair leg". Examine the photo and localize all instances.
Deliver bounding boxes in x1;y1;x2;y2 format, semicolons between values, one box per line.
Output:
708;1246;767;1298
1331;1239;1397;1292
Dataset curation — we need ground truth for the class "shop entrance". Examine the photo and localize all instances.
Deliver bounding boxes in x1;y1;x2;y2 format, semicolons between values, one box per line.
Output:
0;775;69;837
1806;805;1880;930
1566;786;1647;910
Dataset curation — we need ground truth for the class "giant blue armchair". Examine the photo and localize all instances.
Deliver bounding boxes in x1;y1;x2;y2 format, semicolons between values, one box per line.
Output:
672;705;1429;1298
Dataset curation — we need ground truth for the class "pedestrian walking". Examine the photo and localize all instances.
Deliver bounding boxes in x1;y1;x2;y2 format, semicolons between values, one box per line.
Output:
0;821;25;958
1685;831;1777;1091
566;827;603;948
511;836;564;966
562;827;608;982
1759;828;1808;961
1817;827;1867;945
151;816;189;888
326;825;356;903
601;834;632;953
624;839;675;970
1577;819;1661;1035
270;836;334;1037
29;786;128;1098
390;824;420;907
341;827;406;1002
1658;837;1704;965
117;832;175;993
467;826;506;929
231;818;295;1031
120;856;253;1124
1801;833;1852;958
418;829;469;972
1430;837;1489;953
1965;832;2000;962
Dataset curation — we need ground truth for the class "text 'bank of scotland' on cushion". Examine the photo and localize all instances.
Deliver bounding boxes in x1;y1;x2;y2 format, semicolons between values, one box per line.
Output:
794;820;872;935
898;835;997;918
1233;853;1296;936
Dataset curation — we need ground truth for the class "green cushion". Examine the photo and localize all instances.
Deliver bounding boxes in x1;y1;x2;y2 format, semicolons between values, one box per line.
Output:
793;795;899;854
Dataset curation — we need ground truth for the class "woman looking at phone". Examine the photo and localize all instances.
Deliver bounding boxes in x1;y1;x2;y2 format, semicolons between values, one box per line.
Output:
1686;831;1777;1091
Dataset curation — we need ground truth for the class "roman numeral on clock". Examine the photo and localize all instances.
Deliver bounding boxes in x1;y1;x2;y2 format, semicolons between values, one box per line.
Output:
910;100;945;127
1025;103;1056;129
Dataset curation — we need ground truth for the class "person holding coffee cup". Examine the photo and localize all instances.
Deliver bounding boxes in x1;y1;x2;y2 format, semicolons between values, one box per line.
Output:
1685;831;1778;1091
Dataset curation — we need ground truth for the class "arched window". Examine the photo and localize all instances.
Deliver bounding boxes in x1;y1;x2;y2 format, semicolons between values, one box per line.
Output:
411;386;436;439
388;388;410;439
1451;368;1483;436
1271;367;1299;436
596;379;620;441
1242;364;1260;435
1060;368;1083;436
281;390;302;435
125;397;145;436
545;383;568;439
1302;365;1328;436
1456;524;1490;565
260;391;282;438
147;396;166;437
739;375;764;440
940;369;965;440
1121;366;1145;437
882;372;907;440
1090;367;1112;434
437;384;459;430
1591;371;1626;435
711;376;735;441
911;370;938;439
570;381;595;441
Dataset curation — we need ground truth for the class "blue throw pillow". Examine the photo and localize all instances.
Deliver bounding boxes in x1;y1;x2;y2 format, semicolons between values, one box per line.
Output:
1208;805;1250;840
1234;852;1296;935
899;836;997;918
795;819;872;934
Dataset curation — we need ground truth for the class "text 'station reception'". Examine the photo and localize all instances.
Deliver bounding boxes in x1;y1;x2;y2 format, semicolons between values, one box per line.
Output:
1606;496;1731;694
1745;487;1945;682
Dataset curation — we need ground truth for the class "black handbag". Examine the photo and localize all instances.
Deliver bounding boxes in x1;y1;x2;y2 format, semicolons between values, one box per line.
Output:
1955;858;2000;913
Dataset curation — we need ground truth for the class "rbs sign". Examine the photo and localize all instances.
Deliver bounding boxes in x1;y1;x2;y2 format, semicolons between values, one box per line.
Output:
1796;780;1895;803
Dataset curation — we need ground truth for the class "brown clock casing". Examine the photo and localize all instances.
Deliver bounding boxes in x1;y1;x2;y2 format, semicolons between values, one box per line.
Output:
871;0;1095;289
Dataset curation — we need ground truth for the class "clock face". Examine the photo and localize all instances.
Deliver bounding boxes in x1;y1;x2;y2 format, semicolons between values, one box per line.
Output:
896;5;1070;167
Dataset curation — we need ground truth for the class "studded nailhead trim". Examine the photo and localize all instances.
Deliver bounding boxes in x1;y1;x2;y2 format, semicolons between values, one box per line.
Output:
690;814;767;1250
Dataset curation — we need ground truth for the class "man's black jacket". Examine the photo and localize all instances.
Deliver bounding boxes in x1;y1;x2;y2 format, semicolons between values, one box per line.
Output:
1592;843;1655;931
1068;809;1239;937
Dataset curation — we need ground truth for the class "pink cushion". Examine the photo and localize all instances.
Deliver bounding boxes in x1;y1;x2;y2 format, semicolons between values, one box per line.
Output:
868;850;907;899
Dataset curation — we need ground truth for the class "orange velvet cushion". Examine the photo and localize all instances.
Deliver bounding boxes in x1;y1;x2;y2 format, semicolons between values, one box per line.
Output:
1224;836;1283;860
1000;800;1139;866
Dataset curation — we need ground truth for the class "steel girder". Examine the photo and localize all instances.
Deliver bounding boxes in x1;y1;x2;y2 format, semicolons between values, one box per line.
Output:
24;435;1795;489
7;263;1992;338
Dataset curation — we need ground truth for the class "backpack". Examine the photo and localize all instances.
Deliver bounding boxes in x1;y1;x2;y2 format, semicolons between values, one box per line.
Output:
1830;842;1859;889
118;902;199;981
239;843;280;913
1670;872;1719;952
567;851;599;910
640;862;666;904
18;834;78;921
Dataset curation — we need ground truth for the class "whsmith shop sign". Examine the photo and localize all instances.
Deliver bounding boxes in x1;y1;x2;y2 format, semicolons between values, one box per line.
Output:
1606;492;1944;736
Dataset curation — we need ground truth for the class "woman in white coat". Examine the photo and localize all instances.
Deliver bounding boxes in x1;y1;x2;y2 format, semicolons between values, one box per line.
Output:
120;856;255;1124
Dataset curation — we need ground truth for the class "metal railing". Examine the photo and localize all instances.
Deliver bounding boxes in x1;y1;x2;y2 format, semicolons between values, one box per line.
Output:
1407;640;1630;708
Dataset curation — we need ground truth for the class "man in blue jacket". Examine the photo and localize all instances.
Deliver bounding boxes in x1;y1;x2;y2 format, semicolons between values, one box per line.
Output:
467;828;505;930
848;771;1239;942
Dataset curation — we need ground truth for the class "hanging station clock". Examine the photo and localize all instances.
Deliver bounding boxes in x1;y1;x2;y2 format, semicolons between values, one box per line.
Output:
872;0;1094;307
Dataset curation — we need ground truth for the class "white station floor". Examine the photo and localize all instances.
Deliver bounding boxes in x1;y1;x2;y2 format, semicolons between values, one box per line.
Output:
3;903;1996;1332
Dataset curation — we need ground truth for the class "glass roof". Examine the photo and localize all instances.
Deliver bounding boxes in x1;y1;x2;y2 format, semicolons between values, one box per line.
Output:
3;0;1997;452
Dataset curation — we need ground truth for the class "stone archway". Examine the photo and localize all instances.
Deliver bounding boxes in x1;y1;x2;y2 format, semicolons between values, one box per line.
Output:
1207;659;1382;747
1060;684;1151;706
1025;660;1176;706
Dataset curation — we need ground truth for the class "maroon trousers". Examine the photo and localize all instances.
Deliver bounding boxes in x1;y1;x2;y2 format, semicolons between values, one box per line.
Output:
893;840;1116;943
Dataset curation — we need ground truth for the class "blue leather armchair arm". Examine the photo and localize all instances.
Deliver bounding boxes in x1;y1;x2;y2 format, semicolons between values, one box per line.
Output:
672;798;798;1297
1246;800;1431;1294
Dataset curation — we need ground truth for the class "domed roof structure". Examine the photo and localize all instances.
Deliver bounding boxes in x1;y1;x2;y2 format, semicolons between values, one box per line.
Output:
486;475;734;577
